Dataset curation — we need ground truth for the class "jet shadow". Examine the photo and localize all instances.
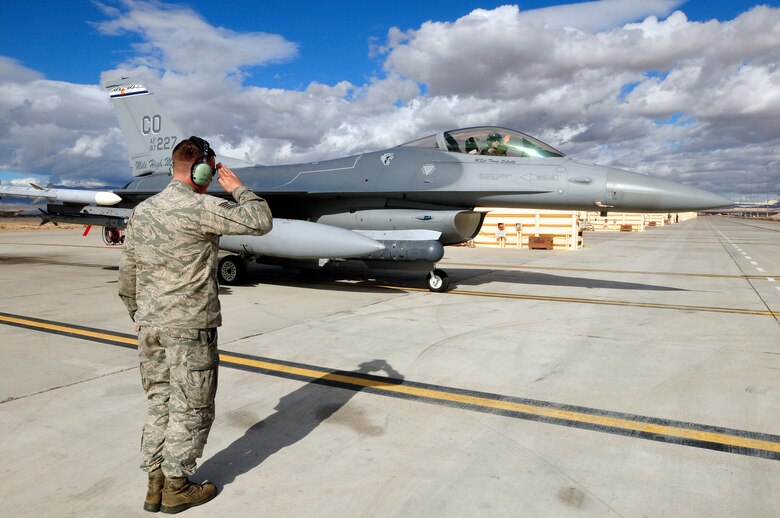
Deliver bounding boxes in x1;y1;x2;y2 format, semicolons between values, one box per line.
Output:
196;359;404;488
234;262;686;294
447;268;687;292
235;263;399;294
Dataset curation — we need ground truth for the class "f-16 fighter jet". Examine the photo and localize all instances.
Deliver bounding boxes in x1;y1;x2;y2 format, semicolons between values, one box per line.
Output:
1;78;730;291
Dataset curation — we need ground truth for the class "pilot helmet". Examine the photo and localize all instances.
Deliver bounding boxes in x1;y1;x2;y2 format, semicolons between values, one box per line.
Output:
486;132;502;144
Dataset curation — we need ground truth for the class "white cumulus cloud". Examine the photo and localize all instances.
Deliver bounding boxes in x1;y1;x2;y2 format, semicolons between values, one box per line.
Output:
0;1;778;198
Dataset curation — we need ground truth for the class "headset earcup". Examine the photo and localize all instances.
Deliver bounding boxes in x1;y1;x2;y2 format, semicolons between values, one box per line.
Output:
191;161;213;186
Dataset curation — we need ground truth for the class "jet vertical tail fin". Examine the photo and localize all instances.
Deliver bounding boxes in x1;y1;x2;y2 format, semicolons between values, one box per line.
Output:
106;77;184;177
106;77;254;175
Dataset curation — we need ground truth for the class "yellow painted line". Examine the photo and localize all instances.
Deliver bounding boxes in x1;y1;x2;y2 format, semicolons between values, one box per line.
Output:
0;241;112;250
0;314;137;345
3;312;779;457
354;283;778;317
3;240;774;279
443;290;778;316
439;261;778;280
0;258;116;269
218;353;780;455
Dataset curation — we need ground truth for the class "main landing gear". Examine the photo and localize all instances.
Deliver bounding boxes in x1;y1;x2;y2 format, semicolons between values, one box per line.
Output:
217;255;246;285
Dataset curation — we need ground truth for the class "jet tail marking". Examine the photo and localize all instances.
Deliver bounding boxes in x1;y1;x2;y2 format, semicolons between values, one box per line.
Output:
106;77;183;177
106;77;253;177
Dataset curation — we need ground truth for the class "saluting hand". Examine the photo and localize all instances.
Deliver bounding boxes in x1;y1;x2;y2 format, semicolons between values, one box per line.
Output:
216;163;243;194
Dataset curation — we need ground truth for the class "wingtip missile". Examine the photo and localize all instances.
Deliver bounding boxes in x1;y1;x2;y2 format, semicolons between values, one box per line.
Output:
0;184;122;206
94;192;123;206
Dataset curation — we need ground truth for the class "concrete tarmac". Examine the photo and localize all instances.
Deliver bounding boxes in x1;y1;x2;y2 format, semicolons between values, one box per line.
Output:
1;216;779;517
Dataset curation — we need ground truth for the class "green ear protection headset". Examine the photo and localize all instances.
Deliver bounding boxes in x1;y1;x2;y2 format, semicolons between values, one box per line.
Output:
186;136;215;186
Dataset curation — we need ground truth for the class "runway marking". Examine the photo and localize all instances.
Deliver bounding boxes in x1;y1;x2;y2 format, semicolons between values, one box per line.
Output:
0;257;117;270
438;261;778;280
0;241;113;250
2;254;774;317
0;313;137;346
4;242;778;279
2;311;780;461
250;278;779;317
4;253;773;317
10;252;779;280
356;284;777;317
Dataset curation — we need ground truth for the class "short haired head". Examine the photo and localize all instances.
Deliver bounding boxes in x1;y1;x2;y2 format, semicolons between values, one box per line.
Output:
172;136;216;186
486;132;502;144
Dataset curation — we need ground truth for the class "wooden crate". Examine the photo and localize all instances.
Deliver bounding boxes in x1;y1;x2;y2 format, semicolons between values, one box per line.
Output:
528;235;554;250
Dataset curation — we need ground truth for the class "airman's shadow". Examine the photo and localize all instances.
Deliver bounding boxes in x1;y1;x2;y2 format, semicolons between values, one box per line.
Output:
197;359;403;487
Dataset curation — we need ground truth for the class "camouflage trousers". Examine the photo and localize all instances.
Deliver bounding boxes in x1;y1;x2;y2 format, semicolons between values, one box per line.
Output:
138;327;219;478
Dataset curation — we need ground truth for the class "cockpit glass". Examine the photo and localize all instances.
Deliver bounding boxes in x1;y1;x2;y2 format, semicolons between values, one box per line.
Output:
400;127;564;158
400;134;439;149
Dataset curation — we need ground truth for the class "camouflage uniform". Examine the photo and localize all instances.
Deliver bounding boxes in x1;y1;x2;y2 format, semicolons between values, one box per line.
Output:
118;180;272;477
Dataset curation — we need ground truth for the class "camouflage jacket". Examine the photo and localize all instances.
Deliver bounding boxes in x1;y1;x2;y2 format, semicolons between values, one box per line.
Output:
118;180;272;329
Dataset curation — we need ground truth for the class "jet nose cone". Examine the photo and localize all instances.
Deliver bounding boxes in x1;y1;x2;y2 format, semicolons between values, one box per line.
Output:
606;169;732;211
689;190;733;210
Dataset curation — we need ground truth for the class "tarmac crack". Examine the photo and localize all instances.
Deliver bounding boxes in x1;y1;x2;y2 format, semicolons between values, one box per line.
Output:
223;291;411;346
0;365;137;405
469;413;627;517
0;283;114;301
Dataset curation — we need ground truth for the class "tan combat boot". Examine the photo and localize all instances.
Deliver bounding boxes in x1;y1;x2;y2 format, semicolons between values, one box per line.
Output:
143;468;165;512
160;477;218;514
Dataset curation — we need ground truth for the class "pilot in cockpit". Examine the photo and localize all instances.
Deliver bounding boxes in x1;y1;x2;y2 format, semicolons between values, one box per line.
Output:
481;132;509;156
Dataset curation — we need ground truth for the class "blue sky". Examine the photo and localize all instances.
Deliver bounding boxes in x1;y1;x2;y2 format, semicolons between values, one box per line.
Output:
1;1;779;199
2;1;772;88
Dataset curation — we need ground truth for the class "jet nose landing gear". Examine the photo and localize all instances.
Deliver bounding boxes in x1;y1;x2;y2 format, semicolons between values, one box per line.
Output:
426;269;449;292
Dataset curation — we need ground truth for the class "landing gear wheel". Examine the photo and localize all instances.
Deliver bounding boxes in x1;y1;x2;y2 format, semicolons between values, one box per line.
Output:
218;255;246;285
426;269;449;292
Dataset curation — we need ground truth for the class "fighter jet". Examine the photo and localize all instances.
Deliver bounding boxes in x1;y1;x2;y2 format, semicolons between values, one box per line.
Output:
1;77;731;291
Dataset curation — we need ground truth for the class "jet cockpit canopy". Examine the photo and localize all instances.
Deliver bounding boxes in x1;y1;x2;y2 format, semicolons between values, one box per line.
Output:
401;126;564;158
